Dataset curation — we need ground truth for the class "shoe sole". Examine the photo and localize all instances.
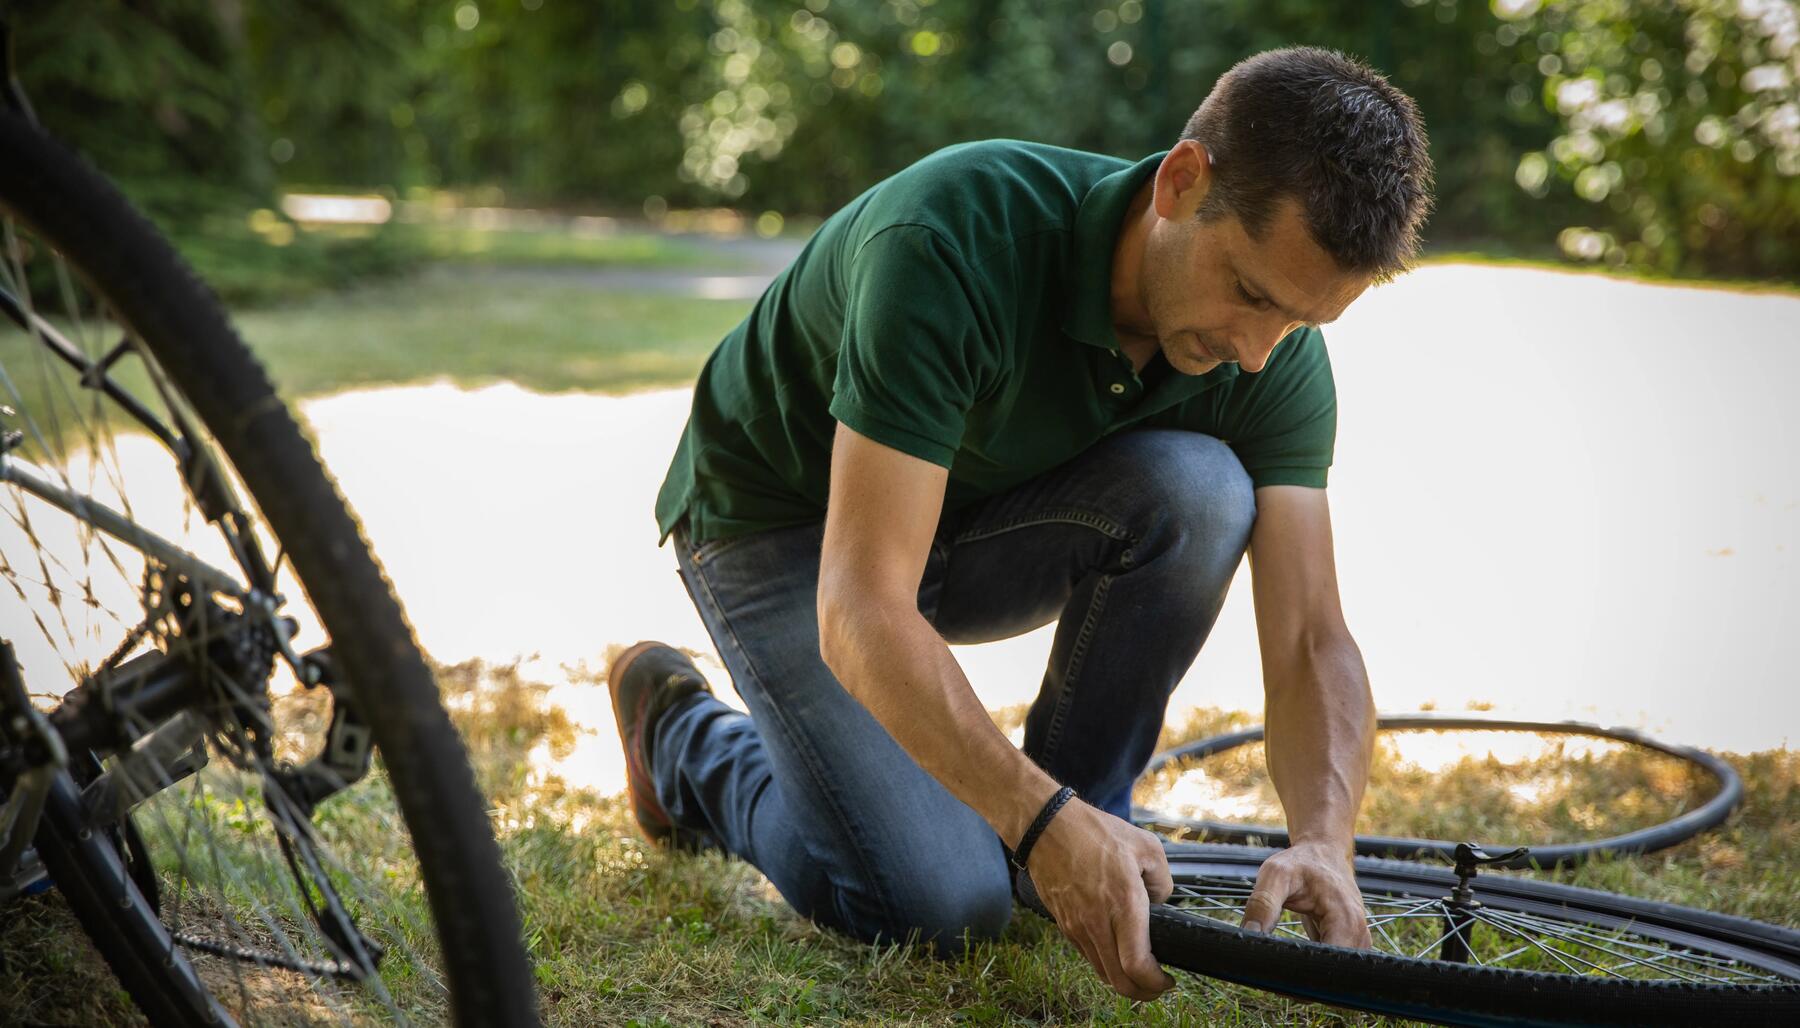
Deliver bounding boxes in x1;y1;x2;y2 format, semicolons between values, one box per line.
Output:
606;640;708;850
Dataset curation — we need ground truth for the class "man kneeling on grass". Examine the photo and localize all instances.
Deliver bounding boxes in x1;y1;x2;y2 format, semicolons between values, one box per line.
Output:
608;46;1434;1001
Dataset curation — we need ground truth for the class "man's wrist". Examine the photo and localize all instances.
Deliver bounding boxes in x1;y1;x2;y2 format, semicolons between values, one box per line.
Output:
986;769;1062;849
1286;833;1356;857
1011;785;1076;869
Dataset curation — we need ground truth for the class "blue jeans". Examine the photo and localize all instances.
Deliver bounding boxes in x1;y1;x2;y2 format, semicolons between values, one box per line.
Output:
655;429;1256;953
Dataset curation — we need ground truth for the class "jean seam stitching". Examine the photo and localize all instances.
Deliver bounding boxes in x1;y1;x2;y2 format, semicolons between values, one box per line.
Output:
1041;563;1116;759
951;509;1129;547
685;552;901;928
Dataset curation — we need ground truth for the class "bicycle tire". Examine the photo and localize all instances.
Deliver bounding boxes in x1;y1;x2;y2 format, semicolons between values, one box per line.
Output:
1019;842;1800;1025
1133;714;1743;868
0;109;537;1025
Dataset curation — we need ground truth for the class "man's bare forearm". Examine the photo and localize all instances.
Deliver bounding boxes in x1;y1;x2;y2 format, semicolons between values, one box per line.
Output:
819;600;1057;847
1264;635;1376;849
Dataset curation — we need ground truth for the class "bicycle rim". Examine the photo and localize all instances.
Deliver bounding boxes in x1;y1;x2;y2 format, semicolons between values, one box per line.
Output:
1152;844;1800;1026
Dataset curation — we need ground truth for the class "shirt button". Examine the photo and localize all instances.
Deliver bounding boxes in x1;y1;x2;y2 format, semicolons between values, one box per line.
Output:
1109;382;1126;395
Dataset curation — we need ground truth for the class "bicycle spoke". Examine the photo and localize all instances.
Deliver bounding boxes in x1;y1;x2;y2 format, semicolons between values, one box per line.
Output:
1481;906;1777;978
1475;907;1766;984
1166;865;1799;988
1468;909;1637;977
1364;897;1449;931
1476;908;1707;980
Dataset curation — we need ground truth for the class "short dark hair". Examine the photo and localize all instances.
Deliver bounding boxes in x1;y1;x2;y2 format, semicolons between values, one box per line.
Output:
1182;47;1434;281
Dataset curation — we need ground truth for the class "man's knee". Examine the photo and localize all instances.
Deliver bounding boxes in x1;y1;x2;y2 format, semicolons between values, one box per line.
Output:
876;871;1014;957
1125;431;1256;553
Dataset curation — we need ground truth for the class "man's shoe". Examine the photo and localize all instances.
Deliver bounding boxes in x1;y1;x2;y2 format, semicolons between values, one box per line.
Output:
607;641;712;848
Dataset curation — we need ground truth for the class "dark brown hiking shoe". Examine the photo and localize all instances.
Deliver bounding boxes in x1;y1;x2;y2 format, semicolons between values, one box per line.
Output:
606;641;712;849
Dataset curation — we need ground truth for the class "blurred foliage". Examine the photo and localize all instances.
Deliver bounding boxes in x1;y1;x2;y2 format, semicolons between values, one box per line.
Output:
5;0;1796;284
1500;0;1799;277
5;0;416;301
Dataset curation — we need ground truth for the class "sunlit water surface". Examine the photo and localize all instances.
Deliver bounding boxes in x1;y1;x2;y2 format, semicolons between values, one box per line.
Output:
310;264;1796;796
7;264;1795;801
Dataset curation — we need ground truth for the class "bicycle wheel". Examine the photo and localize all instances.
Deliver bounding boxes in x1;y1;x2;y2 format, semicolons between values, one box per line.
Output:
1134;714;1743;868
0;108;536;1025
1018;843;1800;1025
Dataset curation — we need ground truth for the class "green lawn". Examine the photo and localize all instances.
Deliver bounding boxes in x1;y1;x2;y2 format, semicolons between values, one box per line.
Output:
234;269;752;399
0;268;752;463
19;668;1765;1025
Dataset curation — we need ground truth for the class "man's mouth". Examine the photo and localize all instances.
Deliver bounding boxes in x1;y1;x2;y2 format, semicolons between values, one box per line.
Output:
1192;334;1227;363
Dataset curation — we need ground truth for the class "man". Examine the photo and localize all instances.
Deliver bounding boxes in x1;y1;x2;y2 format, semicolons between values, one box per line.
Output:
608;46;1432;1000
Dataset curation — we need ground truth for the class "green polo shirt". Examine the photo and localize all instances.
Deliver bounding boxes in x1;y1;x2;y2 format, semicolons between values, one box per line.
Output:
655;140;1337;546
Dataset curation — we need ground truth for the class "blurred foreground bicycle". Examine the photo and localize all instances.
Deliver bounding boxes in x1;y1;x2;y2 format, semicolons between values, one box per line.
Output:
0;19;536;1026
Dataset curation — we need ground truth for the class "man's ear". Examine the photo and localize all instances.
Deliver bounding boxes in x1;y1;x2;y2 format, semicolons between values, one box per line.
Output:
1152;140;1213;221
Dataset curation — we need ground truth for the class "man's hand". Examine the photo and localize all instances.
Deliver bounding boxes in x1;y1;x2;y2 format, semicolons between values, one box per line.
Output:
1028;799;1177;1001
1240;839;1371;947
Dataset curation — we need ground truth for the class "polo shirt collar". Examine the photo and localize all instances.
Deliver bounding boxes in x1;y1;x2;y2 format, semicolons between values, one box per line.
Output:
1063;150;1167;349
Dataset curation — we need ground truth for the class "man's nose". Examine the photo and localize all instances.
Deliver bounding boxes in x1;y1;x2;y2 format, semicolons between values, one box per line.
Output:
1235;335;1279;373
1237;318;1301;373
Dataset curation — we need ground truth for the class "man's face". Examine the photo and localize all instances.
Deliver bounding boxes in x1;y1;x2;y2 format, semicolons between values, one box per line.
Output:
1141;196;1370;375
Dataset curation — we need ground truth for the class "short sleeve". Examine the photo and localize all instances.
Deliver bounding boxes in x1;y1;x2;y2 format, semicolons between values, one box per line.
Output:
1212;326;1337;489
828;226;994;468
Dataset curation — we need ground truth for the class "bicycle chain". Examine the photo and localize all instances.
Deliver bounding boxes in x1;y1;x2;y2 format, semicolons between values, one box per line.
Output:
172;930;366;980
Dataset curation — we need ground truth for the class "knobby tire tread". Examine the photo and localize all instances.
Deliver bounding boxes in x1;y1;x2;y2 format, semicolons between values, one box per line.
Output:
0;110;537;1026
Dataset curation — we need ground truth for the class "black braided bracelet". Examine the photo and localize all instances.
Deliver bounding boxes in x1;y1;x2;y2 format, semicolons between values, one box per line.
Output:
1011;785;1076;871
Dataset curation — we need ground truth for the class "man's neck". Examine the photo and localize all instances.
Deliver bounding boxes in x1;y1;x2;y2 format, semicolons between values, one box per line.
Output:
1109;179;1159;373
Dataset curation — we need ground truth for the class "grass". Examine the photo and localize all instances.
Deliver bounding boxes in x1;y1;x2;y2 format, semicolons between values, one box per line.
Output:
504;684;1797;1025
19;663;1777;1024
0;267;751;466
233;269;750;399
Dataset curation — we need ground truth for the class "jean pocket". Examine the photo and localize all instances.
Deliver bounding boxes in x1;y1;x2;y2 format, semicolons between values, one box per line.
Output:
688;532;756;566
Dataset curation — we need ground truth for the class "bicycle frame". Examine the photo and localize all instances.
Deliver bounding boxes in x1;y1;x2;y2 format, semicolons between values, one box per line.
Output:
0;32;372;901
0;641;64;901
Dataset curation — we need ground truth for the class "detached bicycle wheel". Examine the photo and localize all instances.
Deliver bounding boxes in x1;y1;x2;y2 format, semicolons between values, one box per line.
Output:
1135;714;1743;868
1020;843;1800;1026
0;107;536;1026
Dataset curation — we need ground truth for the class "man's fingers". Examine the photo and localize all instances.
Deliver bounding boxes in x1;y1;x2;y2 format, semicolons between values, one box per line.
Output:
1064;923;1102;979
1241;867;1290;934
1080;915;1139;999
1317;900;1373;948
1141;843;1174;905
1112;897;1176;998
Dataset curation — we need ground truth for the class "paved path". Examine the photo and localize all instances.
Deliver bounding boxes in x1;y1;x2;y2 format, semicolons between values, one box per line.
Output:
476;234;803;298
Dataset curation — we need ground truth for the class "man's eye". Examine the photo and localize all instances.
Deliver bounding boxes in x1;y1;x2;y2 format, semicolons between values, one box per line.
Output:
1235;281;1267;308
